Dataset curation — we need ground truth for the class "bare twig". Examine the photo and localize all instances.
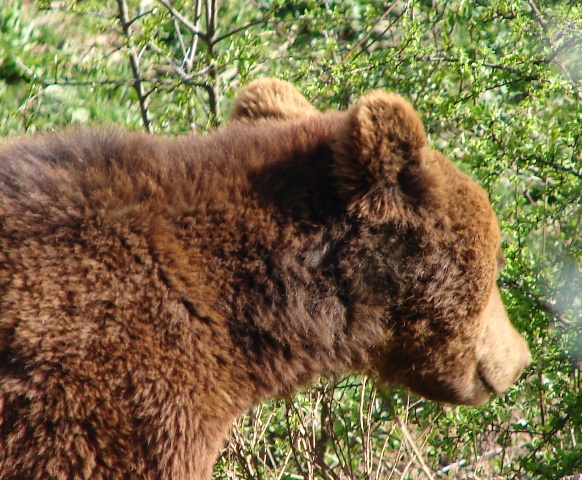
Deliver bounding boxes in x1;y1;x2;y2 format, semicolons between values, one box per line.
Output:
379;392;436;480
342;2;401;61
284;400;309;479
501;279;577;328
205;0;219;122
184;0;203;72
157;0;219;124
533;158;582;181
425;56;525;75
157;0;206;39
116;0;153;132
528;0;581;94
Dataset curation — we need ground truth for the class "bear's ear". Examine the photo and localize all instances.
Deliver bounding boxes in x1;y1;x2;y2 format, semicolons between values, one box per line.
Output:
332;91;439;224
230;78;318;122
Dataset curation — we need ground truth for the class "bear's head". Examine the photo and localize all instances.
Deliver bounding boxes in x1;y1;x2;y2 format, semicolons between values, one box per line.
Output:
332;91;530;405
232;80;530;406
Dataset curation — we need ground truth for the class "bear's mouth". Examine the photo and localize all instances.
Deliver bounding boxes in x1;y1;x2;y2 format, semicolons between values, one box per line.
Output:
476;364;497;395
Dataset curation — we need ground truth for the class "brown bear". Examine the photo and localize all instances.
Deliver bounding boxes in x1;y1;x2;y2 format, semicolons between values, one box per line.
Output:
0;79;530;479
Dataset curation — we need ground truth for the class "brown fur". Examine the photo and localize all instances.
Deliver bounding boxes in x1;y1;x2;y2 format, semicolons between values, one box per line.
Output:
0;80;530;479
229;78;318;122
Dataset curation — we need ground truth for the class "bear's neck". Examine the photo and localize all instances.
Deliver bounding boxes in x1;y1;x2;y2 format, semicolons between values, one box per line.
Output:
150;114;375;409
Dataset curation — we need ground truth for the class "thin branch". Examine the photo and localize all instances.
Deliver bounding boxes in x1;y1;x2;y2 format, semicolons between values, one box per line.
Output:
342;2;400;61
126;8;157;27
534;158;582;181
116;0;153;133
528;0;581;93
396;413;436;479
156;64;213;82
184;0;203;72
501;279;576;328
545;37;582;64
424;55;527;74
528;0;548;34
205;0;217;41
204;0;218;123
157;0;206;39
13;55;139;90
42;4;115;20
213;17;273;44
379;392;436;480
284;400;309;480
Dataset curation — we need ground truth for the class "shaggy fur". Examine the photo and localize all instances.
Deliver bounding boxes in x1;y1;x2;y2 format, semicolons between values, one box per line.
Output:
0;79;530;479
229;78;318;121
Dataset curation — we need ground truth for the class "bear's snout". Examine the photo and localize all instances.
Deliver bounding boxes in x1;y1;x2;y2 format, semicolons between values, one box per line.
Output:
475;286;531;399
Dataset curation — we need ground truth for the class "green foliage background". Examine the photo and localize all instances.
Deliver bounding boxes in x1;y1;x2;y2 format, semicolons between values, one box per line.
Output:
1;0;580;478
